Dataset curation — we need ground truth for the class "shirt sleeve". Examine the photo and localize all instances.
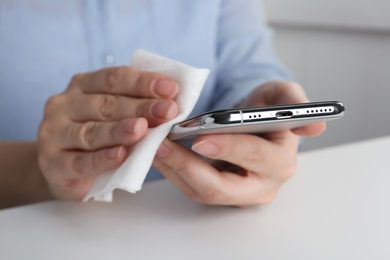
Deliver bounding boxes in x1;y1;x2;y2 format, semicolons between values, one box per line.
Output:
209;0;293;111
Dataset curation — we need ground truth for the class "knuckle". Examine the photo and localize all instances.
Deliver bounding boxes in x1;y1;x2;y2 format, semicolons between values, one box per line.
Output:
71;151;105;178
132;68;146;91
243;153;262;166
37;121;50;142
70;73;84;86
71;153;86;177
173;159;193;178
122;66;155;95
77;121;97;150
108;123;120;145
92;150;106;169
106;66;157;96
137;99;155;118
44;94;65;117
105;66;127;91
38;120;62;144
98;95;117;120
132;70;159;96
239;148;264;167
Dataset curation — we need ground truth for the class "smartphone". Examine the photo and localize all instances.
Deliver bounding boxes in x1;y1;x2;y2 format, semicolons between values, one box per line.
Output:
168;101;345;141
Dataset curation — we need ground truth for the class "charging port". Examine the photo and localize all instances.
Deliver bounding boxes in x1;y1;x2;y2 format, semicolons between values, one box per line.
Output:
276;111;293;119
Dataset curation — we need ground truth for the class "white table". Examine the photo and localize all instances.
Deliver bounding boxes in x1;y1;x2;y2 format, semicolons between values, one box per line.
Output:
1;136;389;259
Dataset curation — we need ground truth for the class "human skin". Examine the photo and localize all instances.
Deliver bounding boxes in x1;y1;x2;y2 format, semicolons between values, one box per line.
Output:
0;66;179;208
153;81;326;207
0;75;324;209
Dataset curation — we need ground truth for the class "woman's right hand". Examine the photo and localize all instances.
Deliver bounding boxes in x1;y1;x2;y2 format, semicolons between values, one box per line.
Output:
37;66;179;200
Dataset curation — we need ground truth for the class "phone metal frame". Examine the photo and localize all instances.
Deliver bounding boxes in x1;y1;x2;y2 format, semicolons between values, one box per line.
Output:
169;101;345;141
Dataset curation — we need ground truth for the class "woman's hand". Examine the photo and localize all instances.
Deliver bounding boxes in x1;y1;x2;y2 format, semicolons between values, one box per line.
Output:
153;81;325;207
38;66;179;200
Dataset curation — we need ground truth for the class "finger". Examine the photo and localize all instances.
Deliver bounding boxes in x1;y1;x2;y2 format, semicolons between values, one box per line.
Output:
69;93;178;126
59;118;148;151
291;122;326;137
243;81;309;107
62;146;127;178
152;158;199;202
74;67;179;99
154;139;279;205
191;134;271;174
274;82;309;105
192;132;298;195
191;133;298;175
154;139;225;202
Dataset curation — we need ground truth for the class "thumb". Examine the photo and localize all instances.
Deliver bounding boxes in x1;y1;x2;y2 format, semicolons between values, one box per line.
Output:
291;122;326;137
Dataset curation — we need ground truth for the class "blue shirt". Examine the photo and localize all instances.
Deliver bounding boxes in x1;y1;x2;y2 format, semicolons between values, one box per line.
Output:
0;0;291;180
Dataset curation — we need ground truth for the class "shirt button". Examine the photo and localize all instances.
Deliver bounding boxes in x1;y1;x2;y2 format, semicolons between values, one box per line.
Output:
105;53;116;64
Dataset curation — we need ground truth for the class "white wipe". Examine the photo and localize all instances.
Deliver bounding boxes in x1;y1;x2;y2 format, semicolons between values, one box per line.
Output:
84;50;210;202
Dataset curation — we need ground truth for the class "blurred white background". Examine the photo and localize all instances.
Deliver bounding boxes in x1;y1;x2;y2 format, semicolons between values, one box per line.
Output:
262;0;390;151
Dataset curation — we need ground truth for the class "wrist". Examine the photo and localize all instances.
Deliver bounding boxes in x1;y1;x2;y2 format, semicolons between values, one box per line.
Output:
0;141;53;209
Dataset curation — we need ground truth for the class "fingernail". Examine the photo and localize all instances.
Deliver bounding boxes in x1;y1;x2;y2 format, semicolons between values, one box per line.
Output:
192;140;219;157
123;118;146;134
106;146;123;159
152;79;179;98
151;100;176;119
123;119;137;133
156;142;170;158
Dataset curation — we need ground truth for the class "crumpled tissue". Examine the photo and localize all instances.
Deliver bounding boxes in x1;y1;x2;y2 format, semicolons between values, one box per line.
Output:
84;50;210;202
